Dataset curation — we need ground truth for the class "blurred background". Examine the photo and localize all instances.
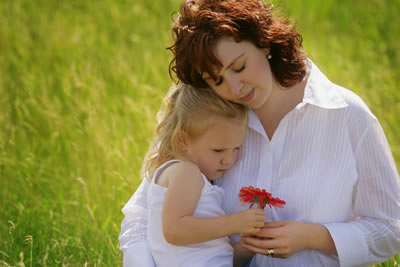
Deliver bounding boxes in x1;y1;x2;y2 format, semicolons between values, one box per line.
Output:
0;0;398;265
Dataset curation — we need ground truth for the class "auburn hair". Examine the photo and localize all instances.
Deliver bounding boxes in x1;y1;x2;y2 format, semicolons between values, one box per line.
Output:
168;0;306;88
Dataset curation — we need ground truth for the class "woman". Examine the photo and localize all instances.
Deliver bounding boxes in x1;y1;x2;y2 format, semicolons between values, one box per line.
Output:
120;0;400;266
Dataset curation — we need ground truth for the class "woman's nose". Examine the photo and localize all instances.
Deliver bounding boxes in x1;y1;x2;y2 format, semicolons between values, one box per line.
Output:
226;76;243;94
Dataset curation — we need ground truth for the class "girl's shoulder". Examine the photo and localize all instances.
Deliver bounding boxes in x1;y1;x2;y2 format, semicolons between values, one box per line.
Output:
157;160;204;188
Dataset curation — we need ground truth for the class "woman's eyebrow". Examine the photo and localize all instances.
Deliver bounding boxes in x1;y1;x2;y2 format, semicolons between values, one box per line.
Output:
224;53;245;70
203;53;245;81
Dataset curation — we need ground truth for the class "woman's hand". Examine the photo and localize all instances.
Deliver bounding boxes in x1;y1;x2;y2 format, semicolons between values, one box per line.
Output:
231;208;265;235
241;221;337;258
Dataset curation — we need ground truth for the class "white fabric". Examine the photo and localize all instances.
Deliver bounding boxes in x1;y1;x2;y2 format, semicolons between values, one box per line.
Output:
122;241;155;267
147;160;233;267
120;179;149;248
120;181;155;267
119;60;400;267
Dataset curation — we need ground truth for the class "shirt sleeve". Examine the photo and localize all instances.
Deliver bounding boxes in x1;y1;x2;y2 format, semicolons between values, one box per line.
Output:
325;118;400;266
122;241;156;267
119;179;155;265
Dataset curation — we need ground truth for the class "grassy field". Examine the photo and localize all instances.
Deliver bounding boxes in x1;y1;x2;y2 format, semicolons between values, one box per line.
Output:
0;0;398;266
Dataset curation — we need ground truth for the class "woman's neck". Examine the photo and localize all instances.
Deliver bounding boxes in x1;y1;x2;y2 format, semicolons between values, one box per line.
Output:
254;72;309;140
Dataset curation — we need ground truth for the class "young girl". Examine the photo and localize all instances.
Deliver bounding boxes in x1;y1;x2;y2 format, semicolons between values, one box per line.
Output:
143;83;265;266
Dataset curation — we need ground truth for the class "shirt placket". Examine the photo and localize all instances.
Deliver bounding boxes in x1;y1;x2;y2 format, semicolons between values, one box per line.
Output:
268;110;294;221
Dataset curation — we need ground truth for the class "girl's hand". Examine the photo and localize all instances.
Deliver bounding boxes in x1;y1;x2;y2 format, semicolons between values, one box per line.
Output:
241;221;336;258
232;208;265;235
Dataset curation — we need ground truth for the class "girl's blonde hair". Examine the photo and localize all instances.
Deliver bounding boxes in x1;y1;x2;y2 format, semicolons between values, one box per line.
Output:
142;83;248;180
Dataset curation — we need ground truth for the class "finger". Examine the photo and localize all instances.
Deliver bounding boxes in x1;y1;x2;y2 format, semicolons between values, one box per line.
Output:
254;226;280;238
250;223;263;230
249;228;262;235
252;208;264;215
257;221;265;227
243;234;281;247
257;216;266;222
242;235;271;247
241;243;267;255
241;243;283;258
263;221;287;228
241;236;283;256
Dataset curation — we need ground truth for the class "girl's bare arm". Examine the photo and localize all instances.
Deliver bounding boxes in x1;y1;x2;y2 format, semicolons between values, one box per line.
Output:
160;162;265;245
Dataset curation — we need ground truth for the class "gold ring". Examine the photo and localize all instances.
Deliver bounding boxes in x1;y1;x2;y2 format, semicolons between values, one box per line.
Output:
267;248;274;256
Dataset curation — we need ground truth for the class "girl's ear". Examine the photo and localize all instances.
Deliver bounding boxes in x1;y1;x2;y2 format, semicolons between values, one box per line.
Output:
176;131;188;152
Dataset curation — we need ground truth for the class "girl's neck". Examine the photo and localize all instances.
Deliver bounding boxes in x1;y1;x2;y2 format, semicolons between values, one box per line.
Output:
175;153;196;166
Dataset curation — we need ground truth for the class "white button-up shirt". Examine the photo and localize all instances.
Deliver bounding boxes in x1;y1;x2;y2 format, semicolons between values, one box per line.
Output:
119;61;400;267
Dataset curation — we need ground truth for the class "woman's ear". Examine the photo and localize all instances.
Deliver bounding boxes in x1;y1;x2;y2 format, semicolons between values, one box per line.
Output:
176;131;188;152
265;47;271;56
265;47;272;60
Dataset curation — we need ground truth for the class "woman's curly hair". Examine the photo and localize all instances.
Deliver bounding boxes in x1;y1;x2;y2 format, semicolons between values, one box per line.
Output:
168;0;306;88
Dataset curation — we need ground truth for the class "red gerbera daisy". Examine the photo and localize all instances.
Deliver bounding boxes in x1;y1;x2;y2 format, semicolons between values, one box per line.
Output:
238;186;286;209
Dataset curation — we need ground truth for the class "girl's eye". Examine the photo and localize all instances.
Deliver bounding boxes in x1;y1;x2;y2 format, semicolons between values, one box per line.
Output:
213;149;224;153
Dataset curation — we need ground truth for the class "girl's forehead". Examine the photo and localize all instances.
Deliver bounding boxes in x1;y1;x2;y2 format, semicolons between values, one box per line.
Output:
203;120;247;142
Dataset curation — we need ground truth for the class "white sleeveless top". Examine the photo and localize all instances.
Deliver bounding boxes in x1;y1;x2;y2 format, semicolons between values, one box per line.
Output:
147;160;233;267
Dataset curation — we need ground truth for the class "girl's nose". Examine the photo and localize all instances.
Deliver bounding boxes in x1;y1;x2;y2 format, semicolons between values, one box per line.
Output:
221;153;235;166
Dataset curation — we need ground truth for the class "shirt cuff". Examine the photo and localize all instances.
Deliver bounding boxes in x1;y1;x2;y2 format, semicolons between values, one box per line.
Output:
324;222;369;267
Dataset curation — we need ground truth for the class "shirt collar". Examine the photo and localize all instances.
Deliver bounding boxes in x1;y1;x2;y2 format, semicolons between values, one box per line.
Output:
248;109;266;137
302;59;348;109
248;59;348;134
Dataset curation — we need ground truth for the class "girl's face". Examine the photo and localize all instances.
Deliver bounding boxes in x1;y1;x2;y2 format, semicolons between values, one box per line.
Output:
182;118;247;181
202;38;275;111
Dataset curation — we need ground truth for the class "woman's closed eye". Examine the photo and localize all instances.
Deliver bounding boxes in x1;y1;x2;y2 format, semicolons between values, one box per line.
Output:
215;66;245;86
234;65;246;73
215;77;223;86
213;64;245;86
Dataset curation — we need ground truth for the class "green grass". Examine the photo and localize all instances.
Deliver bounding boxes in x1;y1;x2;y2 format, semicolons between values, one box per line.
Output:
0;0;398;266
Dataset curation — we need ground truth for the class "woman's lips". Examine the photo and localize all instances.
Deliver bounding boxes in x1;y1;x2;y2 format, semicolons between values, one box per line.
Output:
240;88;255;102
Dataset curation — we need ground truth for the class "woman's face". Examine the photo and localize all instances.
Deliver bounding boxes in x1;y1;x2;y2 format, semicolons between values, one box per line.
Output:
202;38;275;111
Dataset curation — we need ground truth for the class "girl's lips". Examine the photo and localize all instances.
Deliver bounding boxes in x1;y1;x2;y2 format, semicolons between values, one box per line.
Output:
240;88;255;102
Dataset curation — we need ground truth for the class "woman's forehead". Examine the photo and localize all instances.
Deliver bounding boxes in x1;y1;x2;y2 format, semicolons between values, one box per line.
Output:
201;39;251;79
214;39;251;61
